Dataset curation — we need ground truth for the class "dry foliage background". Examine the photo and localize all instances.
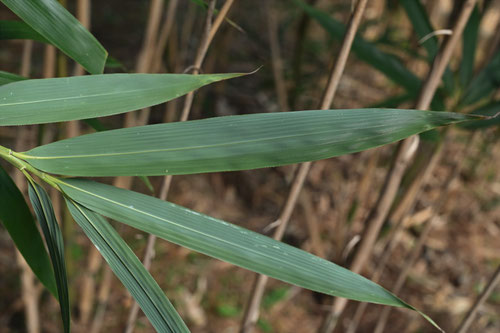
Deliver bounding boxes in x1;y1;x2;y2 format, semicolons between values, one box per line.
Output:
0;0;499;332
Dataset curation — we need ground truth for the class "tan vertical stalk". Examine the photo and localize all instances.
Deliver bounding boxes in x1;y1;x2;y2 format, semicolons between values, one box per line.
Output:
266;0;289;112
322;2;478;331
13;40;40;333
124;1;235;332
372;130;480;333
346;143;443;333
83;1;169;331
455;265;500;333
240;1;370;332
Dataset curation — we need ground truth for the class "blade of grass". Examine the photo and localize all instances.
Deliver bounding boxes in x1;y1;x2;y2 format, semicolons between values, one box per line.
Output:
0;72;243;125
293;0;421;93
460;6;480;88
0;165;57;296
18;109;476;177
65;199;189;333
0;70;27;86
0;20;48;42
0;0;107;73
57;178;438;329
27;179;70;333
460;46;500;106
400;0;454;93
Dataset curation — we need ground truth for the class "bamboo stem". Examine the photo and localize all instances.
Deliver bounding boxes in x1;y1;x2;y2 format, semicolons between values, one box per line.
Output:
455;265;500;333
323;1;478;332
14;40;41;333
124;1;235;331
240;1;370;332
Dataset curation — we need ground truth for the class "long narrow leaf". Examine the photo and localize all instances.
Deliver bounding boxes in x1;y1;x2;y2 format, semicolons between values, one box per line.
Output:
0;0;107;74
460;101;500;130
65;199;189;333
293;0;421;93
20;109;476;177
400;0;454;92
0;73;242;126
0;165;57;296
461;51;500;106
460;6;480;88
0;70;27;86
27;180;70;333
0;20;48;42
59;178;440;330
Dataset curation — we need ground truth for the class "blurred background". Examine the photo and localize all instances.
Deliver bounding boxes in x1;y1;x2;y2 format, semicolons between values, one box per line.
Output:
0;0;499;332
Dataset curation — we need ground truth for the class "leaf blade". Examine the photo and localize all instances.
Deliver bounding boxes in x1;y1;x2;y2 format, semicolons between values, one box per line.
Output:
27;180;70;333
0;0;107;73
65;199;189;333
22;109;475;176
0;73;242;126
59;179;440;330
0;165;57;296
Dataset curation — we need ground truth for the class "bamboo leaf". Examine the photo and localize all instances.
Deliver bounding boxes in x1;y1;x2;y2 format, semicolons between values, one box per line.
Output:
0;70;27;86
65;199;189;333
0;20;48;42
27;180;70;333
460;6;480;88
460;101;500;130
20;109;476;177
0;0;107;74
59;178;440;330
0;73;242;126
460;51;500;106
0;165;57;296
400;0;454;93
293;0;421;93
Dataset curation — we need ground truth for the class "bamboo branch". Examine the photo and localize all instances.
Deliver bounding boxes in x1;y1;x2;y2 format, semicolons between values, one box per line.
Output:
323;1;478;332
455;265;500;333
240;1;370;332
13;39;41;333
124;1;235;331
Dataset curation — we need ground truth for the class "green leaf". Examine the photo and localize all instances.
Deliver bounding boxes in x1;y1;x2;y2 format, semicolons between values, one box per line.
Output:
0;70;27;86
20;109;475;177
0;20;48;42
293;0;421;93
65;199;189;333
58;178;440;330
460;101;500;130
400;0;454;93
27;180;70;333
0;165;57;296
460;6;480;88
461;51;500;106
0;73;242;126
0;0;107;74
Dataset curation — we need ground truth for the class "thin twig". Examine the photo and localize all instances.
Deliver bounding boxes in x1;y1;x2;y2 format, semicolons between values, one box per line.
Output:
124;1;235;332
240;1;370;332
266;0;289;112
323;1;478;331
179;0;234;122
372;130;480;333
455;265;500;333
347;144;443;333
14;40;41;333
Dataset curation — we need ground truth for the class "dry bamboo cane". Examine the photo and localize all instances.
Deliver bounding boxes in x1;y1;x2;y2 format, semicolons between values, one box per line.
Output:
266;0;289;113
372;131;479;333
83;1;166;331
322;1;478;332
455;265;500;333
239;1;370;332
124;1;236;331
13;40;40;333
